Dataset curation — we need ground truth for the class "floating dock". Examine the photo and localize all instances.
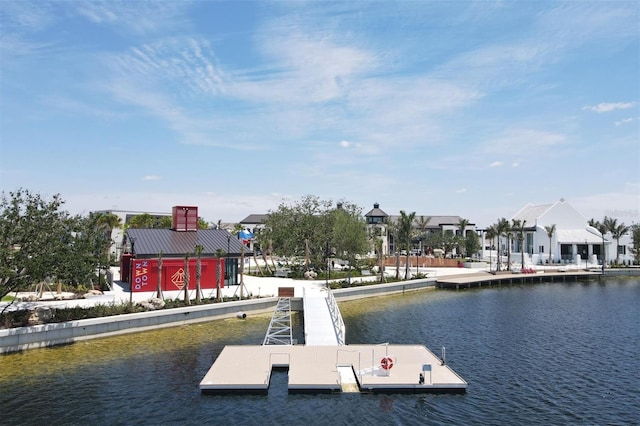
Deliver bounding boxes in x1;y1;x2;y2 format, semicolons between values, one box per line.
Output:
200;286;467;394
436;270;600;289
200;344;466;394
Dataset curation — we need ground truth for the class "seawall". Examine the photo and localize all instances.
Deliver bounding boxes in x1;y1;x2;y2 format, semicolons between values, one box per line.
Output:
0;279;436;354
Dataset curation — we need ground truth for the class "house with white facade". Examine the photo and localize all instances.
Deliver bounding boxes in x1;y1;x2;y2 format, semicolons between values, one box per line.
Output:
486;199;634;267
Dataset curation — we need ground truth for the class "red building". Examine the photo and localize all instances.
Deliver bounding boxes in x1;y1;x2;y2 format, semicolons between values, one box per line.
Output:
120;206;249;293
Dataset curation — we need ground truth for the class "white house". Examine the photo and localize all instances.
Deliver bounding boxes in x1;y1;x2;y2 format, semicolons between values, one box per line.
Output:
485;199;634;267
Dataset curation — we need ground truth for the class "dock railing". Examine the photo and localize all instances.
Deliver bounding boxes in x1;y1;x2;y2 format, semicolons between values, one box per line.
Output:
326;288;346;346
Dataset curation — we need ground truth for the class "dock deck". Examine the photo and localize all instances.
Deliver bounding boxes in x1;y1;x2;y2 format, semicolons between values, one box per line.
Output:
199;344;467;394
436;270;600;289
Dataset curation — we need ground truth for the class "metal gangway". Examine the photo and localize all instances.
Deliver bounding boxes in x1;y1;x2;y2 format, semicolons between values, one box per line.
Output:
262;298;293;345
303;286;345;346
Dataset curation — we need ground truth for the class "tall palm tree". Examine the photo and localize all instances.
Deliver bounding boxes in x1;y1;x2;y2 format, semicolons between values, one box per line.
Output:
590;218;608;271
495;218;510;271
415;215;431;255
544;224;556;265
183;253;190;305
512;219;527;269
156;250;164;300
607;218;629;265
215;248;226;301
194;245;203;303
457;218;470;257
398;210;416;279
485;225;497;272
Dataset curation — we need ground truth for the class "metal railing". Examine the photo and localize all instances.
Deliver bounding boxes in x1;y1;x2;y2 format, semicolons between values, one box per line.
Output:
262;298;293;345
326;288;345;346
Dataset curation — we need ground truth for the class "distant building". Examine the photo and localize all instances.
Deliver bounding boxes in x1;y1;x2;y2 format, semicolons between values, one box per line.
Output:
479;199;634;266
120;206;249;292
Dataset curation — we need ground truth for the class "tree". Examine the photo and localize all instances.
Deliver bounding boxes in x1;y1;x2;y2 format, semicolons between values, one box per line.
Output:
606;218;629;265
544;224;556;265
331;203;368;284
128;213;156;228
183;253;190;305
198;217;210;229
194;245;204;303
158;216;172;228
457;218;470;257
215;249;226;301
415;215;431;255
368;225;385;282
465;230;481;260
631;224;640;265
397;211;416;278
512;219;527;269
261;196;368;276
485;225;498;271
156;251;164;300
95;212;122;258
590;218;609;272
495;218;510;271
0;189;102;299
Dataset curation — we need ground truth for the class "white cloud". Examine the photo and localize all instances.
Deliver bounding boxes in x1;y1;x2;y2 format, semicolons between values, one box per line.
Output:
489;161;502;168
485;128;566;157
455;188;467;193
583;102;636;113
512;162;520;168
615;117;636;126
143;175;161;181
339;140;351;148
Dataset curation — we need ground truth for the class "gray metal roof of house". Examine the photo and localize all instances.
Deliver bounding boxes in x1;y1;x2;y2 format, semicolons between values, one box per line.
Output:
126;228;250;257
239;214;269;225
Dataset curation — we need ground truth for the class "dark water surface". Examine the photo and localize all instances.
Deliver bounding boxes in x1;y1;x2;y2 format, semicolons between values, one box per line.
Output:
1;278;638;425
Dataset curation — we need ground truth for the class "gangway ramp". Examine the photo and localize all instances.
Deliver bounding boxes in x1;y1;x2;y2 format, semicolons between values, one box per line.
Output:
263;298;293;345
303;287;345;346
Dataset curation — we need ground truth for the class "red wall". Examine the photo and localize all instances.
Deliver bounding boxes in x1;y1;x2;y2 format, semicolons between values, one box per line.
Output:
130;258;225;293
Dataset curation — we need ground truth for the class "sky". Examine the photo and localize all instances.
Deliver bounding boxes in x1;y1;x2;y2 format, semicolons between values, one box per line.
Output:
1;0;639;228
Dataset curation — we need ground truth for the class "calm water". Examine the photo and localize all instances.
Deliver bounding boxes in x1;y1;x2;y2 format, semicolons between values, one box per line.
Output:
1;278;638;425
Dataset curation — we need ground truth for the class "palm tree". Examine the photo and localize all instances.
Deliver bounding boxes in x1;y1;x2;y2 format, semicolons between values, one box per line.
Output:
415;215;431;255
512;219;527;269
155;250;164;300
495;218;510;271
398;210;416;279
485;225;497;272
183;253;190;305
194;245;204;303
544;224;556;265
457;218;470;257
590;218;608;271
607;218;629;265
95;212;122;247
215;248;226;301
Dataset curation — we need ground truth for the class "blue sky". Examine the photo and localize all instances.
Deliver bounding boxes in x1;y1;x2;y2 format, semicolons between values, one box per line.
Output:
1;0;638;227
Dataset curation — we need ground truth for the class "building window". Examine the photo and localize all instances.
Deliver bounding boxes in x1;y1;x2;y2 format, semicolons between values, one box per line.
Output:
539;246;544;253
618;246;626;255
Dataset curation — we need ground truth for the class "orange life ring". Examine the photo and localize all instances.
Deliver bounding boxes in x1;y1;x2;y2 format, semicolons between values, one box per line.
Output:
380;357;394;370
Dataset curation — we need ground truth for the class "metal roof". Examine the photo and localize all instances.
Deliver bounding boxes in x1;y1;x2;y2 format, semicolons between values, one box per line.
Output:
126;228;251;257
239;214;269;225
